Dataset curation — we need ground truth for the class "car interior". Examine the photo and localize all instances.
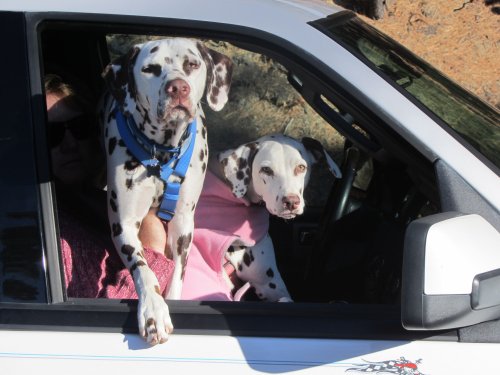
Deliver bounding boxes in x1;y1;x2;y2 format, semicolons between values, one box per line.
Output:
39;23;440;307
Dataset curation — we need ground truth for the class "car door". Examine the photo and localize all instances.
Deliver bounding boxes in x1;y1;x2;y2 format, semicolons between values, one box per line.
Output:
0;7;499;375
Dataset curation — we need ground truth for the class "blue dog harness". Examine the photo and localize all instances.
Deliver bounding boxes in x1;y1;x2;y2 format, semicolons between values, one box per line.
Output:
115;107;197;221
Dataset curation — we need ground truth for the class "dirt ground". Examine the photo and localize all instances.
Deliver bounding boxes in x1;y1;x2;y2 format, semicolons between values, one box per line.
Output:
332;0;499;109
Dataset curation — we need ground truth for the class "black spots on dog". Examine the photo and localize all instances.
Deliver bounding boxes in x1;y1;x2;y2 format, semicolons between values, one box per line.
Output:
164;56;173;65
269;282;276;289
145;318;157;338
135;221;141;229
112;222;123;237
121;244;135;262
210;89;219;107
110;197;118;213
164;129;173;144
111;190;117;199
150;46;159;54
237;157;248;169
266;268;274;278
191;203;196;211
221;157;228;167
180;251;189;281
247;142;259;152
130;260;146;273
102;46;140;111
106;111;115;125
201;126;207;139
275;195;279;202
118;139;126;147
155;285;162;295
201;162;207;173
243;250;255;267
157;193;164;204
176;233;192;256
260;166;274;177
124;158;140;171
199;149;205;162
142;64;162;77
126;178;134;190
236;170;245;180
229;244;247;254
108;137;117;155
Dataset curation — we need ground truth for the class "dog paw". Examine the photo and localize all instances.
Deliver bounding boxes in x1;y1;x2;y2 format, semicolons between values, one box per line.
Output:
138;292;174;345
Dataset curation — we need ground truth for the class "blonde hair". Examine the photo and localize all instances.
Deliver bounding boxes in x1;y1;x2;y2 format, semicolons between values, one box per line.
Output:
44;73;92;113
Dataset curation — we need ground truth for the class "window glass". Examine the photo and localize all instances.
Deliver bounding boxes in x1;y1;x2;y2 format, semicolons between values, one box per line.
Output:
0;12;47;303
313;15;500;169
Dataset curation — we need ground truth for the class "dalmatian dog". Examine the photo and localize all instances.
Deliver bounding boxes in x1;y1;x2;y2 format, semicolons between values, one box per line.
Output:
203;134;341;301
101;38;232;345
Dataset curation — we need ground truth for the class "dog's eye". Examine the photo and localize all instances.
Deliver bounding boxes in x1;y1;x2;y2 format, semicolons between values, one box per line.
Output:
295;164;307;174
260;166;274;176
141;64;161;76
189;61;200;69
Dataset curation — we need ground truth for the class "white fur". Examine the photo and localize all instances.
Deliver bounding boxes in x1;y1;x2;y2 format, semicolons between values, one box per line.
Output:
217;134;341;301
102;38;232;345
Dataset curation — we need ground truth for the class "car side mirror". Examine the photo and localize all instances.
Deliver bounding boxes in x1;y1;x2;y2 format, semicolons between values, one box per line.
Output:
402;212;500;330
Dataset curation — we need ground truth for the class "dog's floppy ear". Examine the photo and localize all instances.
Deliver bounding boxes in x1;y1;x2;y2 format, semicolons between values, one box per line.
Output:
102;45;141;116
218;142;259;198
197;42;233;112
302;137;342;178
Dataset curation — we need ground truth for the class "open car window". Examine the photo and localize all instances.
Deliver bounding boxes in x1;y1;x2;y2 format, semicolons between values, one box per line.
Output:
2;12;464;341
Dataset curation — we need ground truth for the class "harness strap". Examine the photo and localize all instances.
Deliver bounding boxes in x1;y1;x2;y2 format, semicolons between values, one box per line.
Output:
115;107;197;221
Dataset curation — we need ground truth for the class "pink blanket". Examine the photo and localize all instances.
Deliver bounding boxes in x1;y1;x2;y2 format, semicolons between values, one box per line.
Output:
61;170;268;301
182;170;269;300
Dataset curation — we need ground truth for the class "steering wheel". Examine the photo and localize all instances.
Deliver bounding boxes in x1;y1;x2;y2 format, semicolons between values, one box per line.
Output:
303;146;361;289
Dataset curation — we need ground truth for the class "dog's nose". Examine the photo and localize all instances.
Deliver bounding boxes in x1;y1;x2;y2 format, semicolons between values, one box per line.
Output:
282;195;300;211
165;79;190;99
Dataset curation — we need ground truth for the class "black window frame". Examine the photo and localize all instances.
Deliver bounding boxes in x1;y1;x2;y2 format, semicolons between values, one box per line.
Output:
0;11;49;304
310;12;500;176
1;10;467;343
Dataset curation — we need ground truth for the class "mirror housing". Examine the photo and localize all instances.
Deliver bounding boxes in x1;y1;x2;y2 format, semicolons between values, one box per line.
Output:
402;212;500;330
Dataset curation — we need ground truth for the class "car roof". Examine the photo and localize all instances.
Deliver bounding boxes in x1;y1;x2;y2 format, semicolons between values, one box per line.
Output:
1;0;343;25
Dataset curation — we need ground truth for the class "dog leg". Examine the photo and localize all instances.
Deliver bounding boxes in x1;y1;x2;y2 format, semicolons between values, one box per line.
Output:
227;234;292;302
107;163;173;345
165;211;195;299
164;130;207;300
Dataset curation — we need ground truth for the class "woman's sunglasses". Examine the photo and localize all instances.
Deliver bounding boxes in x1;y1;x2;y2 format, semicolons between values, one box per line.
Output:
48;114;96;148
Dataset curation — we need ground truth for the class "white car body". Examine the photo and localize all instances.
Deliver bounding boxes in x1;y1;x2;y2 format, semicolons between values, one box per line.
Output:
1;1;499;374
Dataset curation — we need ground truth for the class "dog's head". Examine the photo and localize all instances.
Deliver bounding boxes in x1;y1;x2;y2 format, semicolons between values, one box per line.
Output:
102;38;233;124
218;134;342;219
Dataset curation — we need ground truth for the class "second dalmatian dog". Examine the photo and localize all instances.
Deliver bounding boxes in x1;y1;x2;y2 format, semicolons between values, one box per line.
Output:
102;38;232;345
180;134;342;302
